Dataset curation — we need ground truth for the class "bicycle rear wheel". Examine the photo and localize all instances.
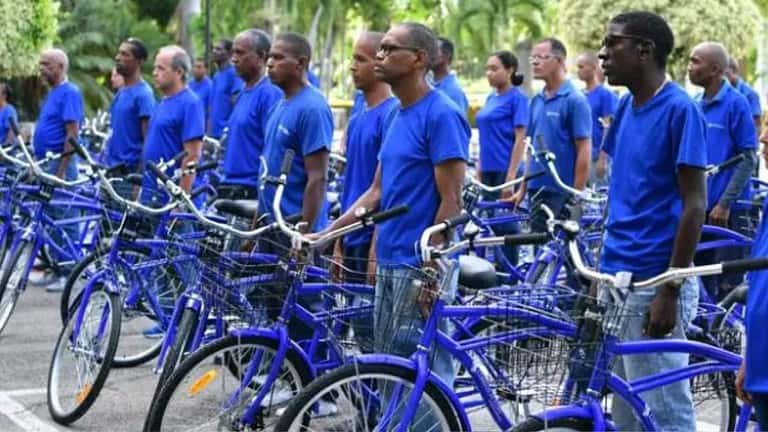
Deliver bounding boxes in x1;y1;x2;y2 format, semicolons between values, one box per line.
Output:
0;240;34;335
145;334;312;431
47;288;121;424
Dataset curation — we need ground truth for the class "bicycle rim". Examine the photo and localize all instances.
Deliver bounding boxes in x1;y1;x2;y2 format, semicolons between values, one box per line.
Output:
0;242;33;335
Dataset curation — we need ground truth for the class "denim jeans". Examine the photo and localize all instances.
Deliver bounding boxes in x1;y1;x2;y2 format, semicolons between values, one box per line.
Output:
752;392;768;431
480;171;520;267
611;277;699;431
343;242;374;353
528;187;570;233
373;265;457;388
43;158;80;271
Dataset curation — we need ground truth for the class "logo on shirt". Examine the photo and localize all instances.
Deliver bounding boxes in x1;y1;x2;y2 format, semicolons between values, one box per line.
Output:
546;111;561;118
278;124;291;136
707;122;725;130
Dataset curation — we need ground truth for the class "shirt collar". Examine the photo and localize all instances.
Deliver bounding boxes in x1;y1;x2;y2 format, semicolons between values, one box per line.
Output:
539;79;574;100
698;79;731;105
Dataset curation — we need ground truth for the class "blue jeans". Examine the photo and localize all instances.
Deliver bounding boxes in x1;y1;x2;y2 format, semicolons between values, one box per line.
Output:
343;242;374;353
611;278;699;431
373;265;456;388
43;158;80;271
752;392;768;431
480;171;520;266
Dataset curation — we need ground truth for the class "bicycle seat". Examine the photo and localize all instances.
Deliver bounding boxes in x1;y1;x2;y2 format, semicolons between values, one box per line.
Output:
213;199;259;220
458;255;498;290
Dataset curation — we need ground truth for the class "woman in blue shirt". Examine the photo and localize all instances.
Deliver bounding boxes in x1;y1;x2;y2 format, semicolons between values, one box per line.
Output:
474;50;528;265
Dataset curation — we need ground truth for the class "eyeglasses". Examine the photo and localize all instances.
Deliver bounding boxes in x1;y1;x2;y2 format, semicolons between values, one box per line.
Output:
601;34;657;50
528;54;559;63
377;43;422;57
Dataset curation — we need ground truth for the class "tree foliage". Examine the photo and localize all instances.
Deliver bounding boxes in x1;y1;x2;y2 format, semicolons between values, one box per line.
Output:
559;0;760;80
0;0;58;78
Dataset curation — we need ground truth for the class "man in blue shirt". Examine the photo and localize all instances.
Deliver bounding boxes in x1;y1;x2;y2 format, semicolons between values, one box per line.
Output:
0;83;18;145
31;48;85;290
576;51;617;187
431;37;469;115
107;38;155;178
689;42;757;299
218;29;283;200
726;57;762;136
209;39;244;139
599;12;707;431
144;45;204;198
189;58;212;125
318;23;469;397
516;38;591;233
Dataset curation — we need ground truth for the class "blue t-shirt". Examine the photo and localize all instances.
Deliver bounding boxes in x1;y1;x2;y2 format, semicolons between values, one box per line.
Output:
434;74;469;115
259;86;334;231
585;85;618;160
600;82;707;278
221;78;283;189
189;76;212;121
307;69;321;88
143;88;205;186
735;78;762;118
527;79;592;190
33;81;84;158
695;80;756;210
476;87;528;173
377;90;470;266
341;96;399;248
209;64;244;138
106;80;155;167
746;199;768;392
0;104;18;143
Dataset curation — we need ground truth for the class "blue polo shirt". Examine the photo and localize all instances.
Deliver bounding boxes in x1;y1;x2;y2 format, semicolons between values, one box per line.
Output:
307;69;321;88
585;85;618;160
106;80;155;167
259;86;334;231
143;88;204;188
695;80;756;210
33;81;84;158
746;199;768;392
600;82;707;278
209;64;244;138
735;78;762;118
341;96;399;248
527;80;592;190
221;77;283;189
476;87;528;173
0;104;18;143
434;74;469;115
189;76;212;121
377;90;470;266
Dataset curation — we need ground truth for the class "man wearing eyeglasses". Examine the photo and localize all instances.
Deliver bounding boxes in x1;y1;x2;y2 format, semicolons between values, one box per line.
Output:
598;12;706;432
514;37;591;233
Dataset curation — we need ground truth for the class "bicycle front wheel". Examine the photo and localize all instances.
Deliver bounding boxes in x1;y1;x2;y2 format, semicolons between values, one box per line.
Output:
145;334;312;431
0;240;34;335
275;362;463;432
47;288;121;425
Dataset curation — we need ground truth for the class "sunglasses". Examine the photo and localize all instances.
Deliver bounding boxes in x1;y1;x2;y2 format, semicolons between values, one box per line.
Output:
377;43;422;57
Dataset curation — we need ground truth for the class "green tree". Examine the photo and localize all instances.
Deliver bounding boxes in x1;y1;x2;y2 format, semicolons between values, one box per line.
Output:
558;0;760;81
0;0;58;77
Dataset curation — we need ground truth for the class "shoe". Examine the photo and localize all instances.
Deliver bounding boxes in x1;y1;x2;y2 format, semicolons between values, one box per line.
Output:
143;324;165;339
30;270;59;287
45;277;67;293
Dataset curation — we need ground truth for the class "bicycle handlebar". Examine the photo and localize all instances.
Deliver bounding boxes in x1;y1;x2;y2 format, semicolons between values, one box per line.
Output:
468;170;546;193
705;153;746;177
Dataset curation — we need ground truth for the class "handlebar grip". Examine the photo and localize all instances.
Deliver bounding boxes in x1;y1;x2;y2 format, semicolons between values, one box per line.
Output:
715;153;745;173
104;163;127;176
8;118;19;136
67;137;87;159
280;150;295;176
370;205;408;224
443;212;470;228
190;184;213;200
285;212;303;224
524;170;546;182
195;160;219;173
147;161;171;183
721;257;768;274
504;232;549;246
171;150;188;165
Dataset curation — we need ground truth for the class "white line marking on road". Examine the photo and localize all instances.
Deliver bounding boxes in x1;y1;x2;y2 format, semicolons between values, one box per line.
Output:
3;388;47;397
0;391;60;432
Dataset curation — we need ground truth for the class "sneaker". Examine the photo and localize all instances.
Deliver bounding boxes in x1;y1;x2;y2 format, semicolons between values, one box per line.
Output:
143;324;165;339
45;277;67;293
29;269;59;287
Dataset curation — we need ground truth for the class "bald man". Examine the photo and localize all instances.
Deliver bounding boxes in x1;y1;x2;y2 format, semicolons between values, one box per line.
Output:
576;51;617;187
32;48;85;290
689;42;756;299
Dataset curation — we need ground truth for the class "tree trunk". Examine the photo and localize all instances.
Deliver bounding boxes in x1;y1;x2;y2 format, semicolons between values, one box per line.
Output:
515;39;533;96
175;0;201;57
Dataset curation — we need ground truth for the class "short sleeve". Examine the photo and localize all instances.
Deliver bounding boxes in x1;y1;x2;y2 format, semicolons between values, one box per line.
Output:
137;87;156;118
298;102;333;156
601;89;618;118
61;88;84;123
427;106;470;164
569;95;592;140
674;101;708;168
182;97;205;143
7;105;18;126
749;91;762;118
732;96;758;150
513;93;529;127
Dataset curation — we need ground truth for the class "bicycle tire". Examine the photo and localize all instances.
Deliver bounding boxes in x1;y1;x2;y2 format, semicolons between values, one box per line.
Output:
0;241;34;335
511;416;594;431
153;308;199;399
144;333;313;431
275;362;463;431
47;288;121;425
